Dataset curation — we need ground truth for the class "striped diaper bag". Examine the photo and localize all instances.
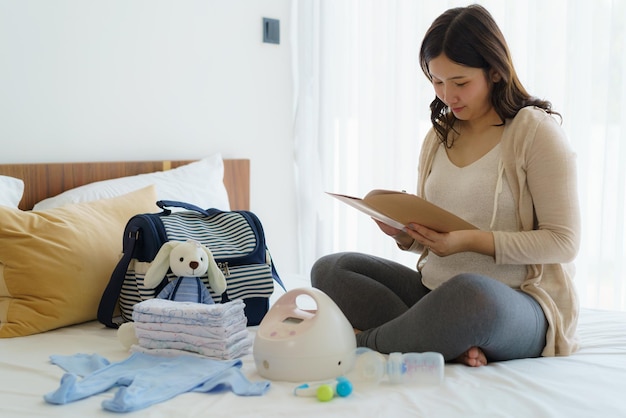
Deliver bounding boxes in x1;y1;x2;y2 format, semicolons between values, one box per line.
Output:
97;200;284;328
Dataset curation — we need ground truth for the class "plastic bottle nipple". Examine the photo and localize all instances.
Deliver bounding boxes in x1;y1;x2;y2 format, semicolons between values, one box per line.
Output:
351;348;387;384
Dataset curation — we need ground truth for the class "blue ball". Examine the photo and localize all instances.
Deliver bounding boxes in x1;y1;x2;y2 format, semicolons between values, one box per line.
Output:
335;377;353;397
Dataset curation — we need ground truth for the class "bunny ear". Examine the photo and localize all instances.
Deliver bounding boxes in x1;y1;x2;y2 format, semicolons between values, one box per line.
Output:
186;239;202;247
143;241;180;289
202;246;227;295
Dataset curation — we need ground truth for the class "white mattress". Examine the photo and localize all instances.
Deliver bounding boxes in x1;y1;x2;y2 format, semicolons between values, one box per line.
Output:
1;284;625;418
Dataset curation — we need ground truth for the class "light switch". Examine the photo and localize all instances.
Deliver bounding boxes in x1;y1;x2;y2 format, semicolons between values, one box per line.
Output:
263;17;280;44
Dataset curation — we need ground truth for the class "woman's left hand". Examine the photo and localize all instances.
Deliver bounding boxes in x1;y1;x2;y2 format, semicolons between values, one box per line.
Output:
404;223;453;256
404;223;495;257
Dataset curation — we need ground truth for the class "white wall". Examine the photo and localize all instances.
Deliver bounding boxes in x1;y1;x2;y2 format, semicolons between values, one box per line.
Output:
0;0;300;276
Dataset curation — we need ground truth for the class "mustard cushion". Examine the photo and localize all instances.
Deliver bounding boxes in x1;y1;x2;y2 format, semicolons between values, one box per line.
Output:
0;185;158;337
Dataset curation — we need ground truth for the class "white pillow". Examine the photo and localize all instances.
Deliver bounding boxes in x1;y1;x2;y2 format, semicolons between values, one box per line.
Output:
33;154;231;211
0;175;24;208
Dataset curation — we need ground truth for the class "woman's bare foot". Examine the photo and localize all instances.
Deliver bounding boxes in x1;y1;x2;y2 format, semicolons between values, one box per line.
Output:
456;347;487;367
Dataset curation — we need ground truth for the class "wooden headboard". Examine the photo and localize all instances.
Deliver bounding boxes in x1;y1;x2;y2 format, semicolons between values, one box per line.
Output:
0;159;250;211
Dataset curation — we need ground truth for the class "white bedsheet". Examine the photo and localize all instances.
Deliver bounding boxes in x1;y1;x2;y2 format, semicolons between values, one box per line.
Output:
1;286;625;417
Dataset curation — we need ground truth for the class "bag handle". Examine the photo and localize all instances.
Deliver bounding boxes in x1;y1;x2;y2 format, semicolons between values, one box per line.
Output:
157;200;212;216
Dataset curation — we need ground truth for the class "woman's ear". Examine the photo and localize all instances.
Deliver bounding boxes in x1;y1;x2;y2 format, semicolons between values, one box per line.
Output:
490;69;502;83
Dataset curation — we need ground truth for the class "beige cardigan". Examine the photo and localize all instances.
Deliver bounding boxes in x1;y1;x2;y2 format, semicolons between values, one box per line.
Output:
410;107;581;356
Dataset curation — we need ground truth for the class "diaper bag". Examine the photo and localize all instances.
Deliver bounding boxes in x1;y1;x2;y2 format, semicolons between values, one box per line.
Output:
97;200;284;328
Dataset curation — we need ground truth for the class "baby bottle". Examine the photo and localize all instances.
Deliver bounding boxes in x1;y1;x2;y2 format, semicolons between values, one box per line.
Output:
349;347;444;386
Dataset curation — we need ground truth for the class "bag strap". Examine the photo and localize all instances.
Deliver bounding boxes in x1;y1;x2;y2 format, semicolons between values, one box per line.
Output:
272;261;286;291
97;225;140;328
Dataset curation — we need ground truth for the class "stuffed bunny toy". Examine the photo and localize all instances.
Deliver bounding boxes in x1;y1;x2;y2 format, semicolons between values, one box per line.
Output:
118;239;226;349
143;239;226;303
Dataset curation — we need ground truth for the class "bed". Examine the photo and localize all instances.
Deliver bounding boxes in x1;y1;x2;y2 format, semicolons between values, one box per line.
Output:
1;157;626;417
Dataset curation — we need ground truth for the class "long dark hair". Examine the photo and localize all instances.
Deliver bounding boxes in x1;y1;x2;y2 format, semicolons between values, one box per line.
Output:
419;4;559;146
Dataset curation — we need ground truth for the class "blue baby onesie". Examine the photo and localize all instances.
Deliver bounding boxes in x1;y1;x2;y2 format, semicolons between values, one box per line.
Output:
44;352;270;412
157;277;215;304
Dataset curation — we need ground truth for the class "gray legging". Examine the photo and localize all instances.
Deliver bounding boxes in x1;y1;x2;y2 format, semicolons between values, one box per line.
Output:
311;252;548;362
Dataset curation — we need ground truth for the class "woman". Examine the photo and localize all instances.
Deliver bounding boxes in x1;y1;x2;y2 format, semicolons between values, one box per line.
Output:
311;4;580;367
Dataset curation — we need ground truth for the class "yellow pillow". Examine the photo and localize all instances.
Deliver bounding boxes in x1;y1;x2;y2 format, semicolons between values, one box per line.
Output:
0;185;158;337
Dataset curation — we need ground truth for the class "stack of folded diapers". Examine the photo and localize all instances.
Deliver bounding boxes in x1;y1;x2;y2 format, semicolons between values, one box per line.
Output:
130;298;251;360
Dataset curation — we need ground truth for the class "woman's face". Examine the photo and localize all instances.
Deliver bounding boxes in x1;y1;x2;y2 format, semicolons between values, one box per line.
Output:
428;54;494;123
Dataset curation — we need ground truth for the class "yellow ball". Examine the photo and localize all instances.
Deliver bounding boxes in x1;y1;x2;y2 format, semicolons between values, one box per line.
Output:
316;384;334;402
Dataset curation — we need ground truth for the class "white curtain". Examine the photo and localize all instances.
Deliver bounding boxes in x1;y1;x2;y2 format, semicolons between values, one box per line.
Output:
293;0;626;311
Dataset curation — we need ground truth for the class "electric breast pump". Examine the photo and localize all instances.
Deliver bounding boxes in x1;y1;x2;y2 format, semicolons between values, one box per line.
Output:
253;287;357;382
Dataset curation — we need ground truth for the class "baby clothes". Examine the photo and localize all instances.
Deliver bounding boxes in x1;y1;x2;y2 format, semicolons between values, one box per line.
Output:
44;352;270;412
130;298;252;359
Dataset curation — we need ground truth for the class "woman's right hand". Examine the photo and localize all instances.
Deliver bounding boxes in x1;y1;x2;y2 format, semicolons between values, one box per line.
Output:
373;218;402;237
373;218;415;250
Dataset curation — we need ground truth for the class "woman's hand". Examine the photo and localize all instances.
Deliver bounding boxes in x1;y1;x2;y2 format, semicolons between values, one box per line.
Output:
404;223;452;256
373;219;403;237
404;223;495;258
373;219;414;250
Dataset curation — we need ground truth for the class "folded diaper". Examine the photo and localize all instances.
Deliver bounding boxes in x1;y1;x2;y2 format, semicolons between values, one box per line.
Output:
133;315;248;339
132;310;246;327
131;335;252;360
135;327;249;349
132;298;245;324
